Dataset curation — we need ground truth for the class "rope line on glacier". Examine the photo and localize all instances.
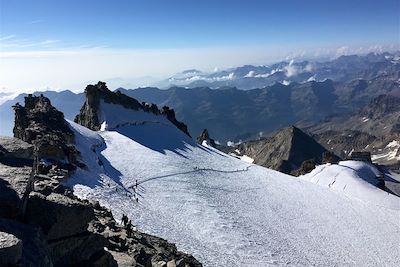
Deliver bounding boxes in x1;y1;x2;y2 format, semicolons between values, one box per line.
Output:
128;165;256;188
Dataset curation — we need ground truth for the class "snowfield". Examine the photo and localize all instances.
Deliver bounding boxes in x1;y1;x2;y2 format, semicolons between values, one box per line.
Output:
65;110;400;266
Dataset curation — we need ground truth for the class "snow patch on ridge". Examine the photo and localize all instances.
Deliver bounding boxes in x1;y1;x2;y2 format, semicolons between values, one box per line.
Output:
300;161;399;210
97;100;171;130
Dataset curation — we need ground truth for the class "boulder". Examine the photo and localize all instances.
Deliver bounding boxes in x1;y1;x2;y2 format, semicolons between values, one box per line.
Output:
291;159;316;176
0;136;33;160
0;218;53;267
0;231;22;266
48;231;110;267
25;192;95;240
0;178;23;219
0;163;33;219
322;151;340;164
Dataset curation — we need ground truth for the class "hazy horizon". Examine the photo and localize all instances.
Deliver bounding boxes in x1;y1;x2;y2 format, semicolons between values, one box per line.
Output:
1;0;399;93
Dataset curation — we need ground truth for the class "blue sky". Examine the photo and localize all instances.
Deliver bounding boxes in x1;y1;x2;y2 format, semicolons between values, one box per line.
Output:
0;0;399;92
1;0;399;49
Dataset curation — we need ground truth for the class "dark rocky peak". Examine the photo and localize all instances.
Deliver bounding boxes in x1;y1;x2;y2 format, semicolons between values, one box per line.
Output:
13;94;73;144
287;126;333;166
12;94;78;176
237;125;333;175
197;129;216;147
75;81;191;136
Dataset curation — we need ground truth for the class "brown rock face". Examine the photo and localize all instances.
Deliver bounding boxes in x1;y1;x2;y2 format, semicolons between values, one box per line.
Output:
237;126;334;174
75;81;191;136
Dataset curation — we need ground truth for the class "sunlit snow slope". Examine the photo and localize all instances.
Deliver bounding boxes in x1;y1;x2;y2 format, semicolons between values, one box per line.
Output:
65;108;400;266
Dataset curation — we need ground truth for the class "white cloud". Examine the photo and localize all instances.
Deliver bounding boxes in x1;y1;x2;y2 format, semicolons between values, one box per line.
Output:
0;38;62;49
306;75;316;82
336;46;350;56
28;20;44;24
0;47;272;93
283;60;313;77
255;73;271;78
245;70;255;77
304;63;313;72
0;35;16;41
227;140;242;146
1;42;399;93
284;62;298;77
39;40;60;45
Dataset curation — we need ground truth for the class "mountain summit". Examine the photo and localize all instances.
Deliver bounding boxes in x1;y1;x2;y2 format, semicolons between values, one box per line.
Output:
75;81;190;136
234;126;330;174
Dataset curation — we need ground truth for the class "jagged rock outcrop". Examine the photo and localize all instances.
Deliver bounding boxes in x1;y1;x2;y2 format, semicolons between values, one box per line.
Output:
0;93;202;266
196;129;216;147
75;81;191;137
13;94;73;143
13;94;79;172
235;126;333;174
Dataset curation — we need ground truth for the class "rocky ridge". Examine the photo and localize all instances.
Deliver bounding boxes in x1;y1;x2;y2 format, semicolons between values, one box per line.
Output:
0;94;202;266
305;94;400;166
75;81;191;137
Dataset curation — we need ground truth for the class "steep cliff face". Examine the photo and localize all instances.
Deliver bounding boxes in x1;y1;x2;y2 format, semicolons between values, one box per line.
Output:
1;94;201;266
75;81;191;136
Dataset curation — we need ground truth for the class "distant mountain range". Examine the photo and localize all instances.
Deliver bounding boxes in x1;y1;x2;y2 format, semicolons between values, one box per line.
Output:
120;75;399;142
1;52;399;142
154;52;400;90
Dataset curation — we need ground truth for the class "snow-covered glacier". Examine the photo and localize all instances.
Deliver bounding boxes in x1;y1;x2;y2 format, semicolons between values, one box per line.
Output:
65;103;400;266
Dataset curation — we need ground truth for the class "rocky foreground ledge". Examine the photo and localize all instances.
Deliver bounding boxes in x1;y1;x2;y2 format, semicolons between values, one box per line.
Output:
0;94;202;266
